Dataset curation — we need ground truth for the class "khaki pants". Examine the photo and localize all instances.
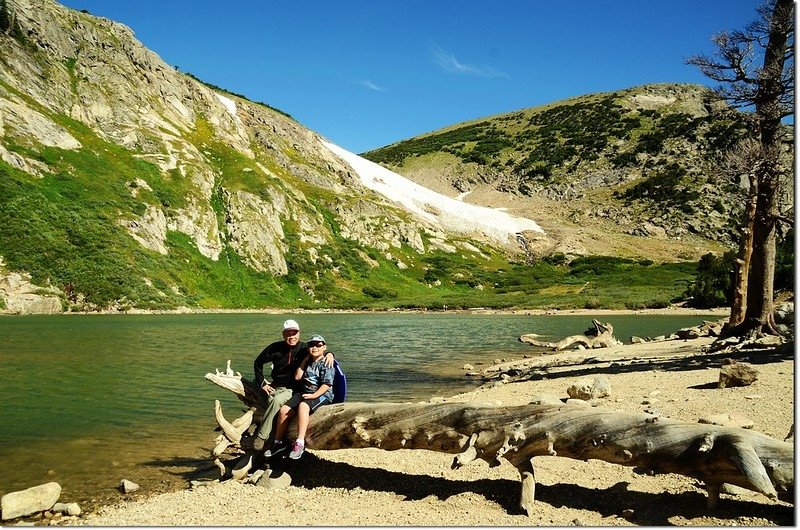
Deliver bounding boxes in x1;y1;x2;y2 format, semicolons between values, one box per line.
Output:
255;386;293;442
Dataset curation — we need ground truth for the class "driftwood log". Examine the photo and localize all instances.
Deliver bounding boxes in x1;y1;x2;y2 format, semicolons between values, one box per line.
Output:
205;362;793;516
519;318;622;350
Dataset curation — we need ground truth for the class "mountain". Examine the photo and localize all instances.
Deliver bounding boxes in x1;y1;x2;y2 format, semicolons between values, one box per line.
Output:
362;84;776;260
0;0;558;313
2;0;771;315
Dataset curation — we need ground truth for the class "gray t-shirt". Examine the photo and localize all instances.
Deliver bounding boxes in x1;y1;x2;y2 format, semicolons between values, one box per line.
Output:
302;356;335;401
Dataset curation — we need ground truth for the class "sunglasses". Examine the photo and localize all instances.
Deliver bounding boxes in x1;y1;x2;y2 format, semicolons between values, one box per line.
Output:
309;342;325;347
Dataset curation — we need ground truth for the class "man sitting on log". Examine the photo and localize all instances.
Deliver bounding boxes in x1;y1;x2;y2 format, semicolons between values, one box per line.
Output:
251;319;334;452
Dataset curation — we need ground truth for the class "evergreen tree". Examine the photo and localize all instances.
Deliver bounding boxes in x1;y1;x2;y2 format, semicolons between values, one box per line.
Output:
687;0;795;337
0;0;12;33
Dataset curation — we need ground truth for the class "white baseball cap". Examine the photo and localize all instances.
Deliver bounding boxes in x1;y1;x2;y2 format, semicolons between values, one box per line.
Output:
283;319;300;331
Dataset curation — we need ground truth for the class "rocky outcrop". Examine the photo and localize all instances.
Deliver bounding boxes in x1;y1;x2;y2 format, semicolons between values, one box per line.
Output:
223;188;288;275
334;199;431;254
0;258;62;314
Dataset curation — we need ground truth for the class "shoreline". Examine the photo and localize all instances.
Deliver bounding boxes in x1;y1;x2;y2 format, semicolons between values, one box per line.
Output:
1;305;730;317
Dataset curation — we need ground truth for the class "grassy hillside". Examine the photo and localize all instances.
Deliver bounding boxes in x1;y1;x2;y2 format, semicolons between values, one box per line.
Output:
363;84;753;245
0;112;698;312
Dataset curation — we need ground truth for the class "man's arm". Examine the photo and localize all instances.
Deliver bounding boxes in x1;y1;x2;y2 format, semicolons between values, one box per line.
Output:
253;348;269;386
323;351;335;368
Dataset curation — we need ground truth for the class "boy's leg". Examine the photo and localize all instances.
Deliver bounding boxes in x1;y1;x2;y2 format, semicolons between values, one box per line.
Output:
289;397;328;459
273;404;297;441
289;402;310;459
295;402;311;441
254;387;292;446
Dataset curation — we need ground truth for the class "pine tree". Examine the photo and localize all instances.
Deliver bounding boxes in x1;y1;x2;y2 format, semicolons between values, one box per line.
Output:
687;0;795;337
0;0;12;33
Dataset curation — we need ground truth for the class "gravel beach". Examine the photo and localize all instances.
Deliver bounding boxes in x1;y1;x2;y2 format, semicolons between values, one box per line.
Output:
53;331;795;527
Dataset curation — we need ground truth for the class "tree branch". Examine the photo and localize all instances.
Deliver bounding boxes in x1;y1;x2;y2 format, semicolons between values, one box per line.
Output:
205;362;794;515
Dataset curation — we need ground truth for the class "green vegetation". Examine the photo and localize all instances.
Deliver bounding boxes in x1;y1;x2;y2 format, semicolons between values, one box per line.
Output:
681;252;734;308
182;72;294;119
363;85;756;225
0;135;700;312
681;228;795;309
0;0;24;41
615;163;701;212
775;228;794;293
332;254;696;311
0;82;737;313
0;0;11;33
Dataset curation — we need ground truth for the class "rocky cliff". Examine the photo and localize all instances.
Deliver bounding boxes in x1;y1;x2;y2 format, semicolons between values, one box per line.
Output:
0;0;551;313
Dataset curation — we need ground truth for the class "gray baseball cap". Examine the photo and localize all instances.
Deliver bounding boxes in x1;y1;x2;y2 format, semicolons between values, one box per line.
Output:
308;334;326;344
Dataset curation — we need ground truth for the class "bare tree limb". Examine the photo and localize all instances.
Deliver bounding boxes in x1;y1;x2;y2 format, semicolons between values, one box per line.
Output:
205;362;794;515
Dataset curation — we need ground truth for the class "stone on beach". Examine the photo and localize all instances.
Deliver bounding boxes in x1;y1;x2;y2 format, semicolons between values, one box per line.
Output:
1;482;61;521
566;376;611;400
52;502;81;517
719;359;759;388
119;479;140;494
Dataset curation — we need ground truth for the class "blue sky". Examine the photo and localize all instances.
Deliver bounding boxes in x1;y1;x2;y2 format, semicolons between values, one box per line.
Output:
59;0;764;154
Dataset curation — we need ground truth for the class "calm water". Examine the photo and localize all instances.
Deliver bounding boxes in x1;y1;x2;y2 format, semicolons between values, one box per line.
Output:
0;312;712;508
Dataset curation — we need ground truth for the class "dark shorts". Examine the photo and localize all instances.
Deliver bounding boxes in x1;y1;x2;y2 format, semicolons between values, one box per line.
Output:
285;393;329;413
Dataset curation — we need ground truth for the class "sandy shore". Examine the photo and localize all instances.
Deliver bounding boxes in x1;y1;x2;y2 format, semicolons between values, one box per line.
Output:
56;331;794;527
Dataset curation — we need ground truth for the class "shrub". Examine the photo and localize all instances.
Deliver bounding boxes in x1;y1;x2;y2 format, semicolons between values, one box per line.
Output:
682;252;734;308
362;285;398;299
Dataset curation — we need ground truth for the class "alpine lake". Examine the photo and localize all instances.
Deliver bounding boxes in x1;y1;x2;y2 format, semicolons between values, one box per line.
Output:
0;312;717;512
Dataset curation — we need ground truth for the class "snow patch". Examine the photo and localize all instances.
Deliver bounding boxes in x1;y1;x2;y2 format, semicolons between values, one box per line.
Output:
214;93;237;117
321;140;544;247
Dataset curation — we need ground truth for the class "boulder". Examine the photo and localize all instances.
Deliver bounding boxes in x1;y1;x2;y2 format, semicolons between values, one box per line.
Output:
1;482;61;521
528;394;564;406
257;469;292;489
774;302;794;325
675;327;701;340
52;502;81;517
567;376;611;400
719;359;759;388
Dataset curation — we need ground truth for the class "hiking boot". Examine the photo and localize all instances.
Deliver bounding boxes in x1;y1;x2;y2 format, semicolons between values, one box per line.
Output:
263;440;287;458
253;436;266;451
289;441;305;460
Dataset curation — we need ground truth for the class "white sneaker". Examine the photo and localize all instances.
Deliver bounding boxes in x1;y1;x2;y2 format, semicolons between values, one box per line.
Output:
288;441;305;459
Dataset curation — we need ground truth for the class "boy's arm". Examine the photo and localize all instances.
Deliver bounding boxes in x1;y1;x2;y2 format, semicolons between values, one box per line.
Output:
302;383;330;400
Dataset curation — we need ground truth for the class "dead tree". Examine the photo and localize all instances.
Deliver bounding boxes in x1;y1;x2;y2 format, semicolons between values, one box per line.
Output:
519;319;622;350
205;362;793;516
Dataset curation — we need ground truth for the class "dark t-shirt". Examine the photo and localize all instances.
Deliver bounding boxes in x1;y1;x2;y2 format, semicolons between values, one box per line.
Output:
253;340;309;390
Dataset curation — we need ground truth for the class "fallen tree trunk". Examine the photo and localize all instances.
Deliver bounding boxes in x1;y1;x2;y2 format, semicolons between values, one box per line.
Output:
205;362;793;516
519;319;622;350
